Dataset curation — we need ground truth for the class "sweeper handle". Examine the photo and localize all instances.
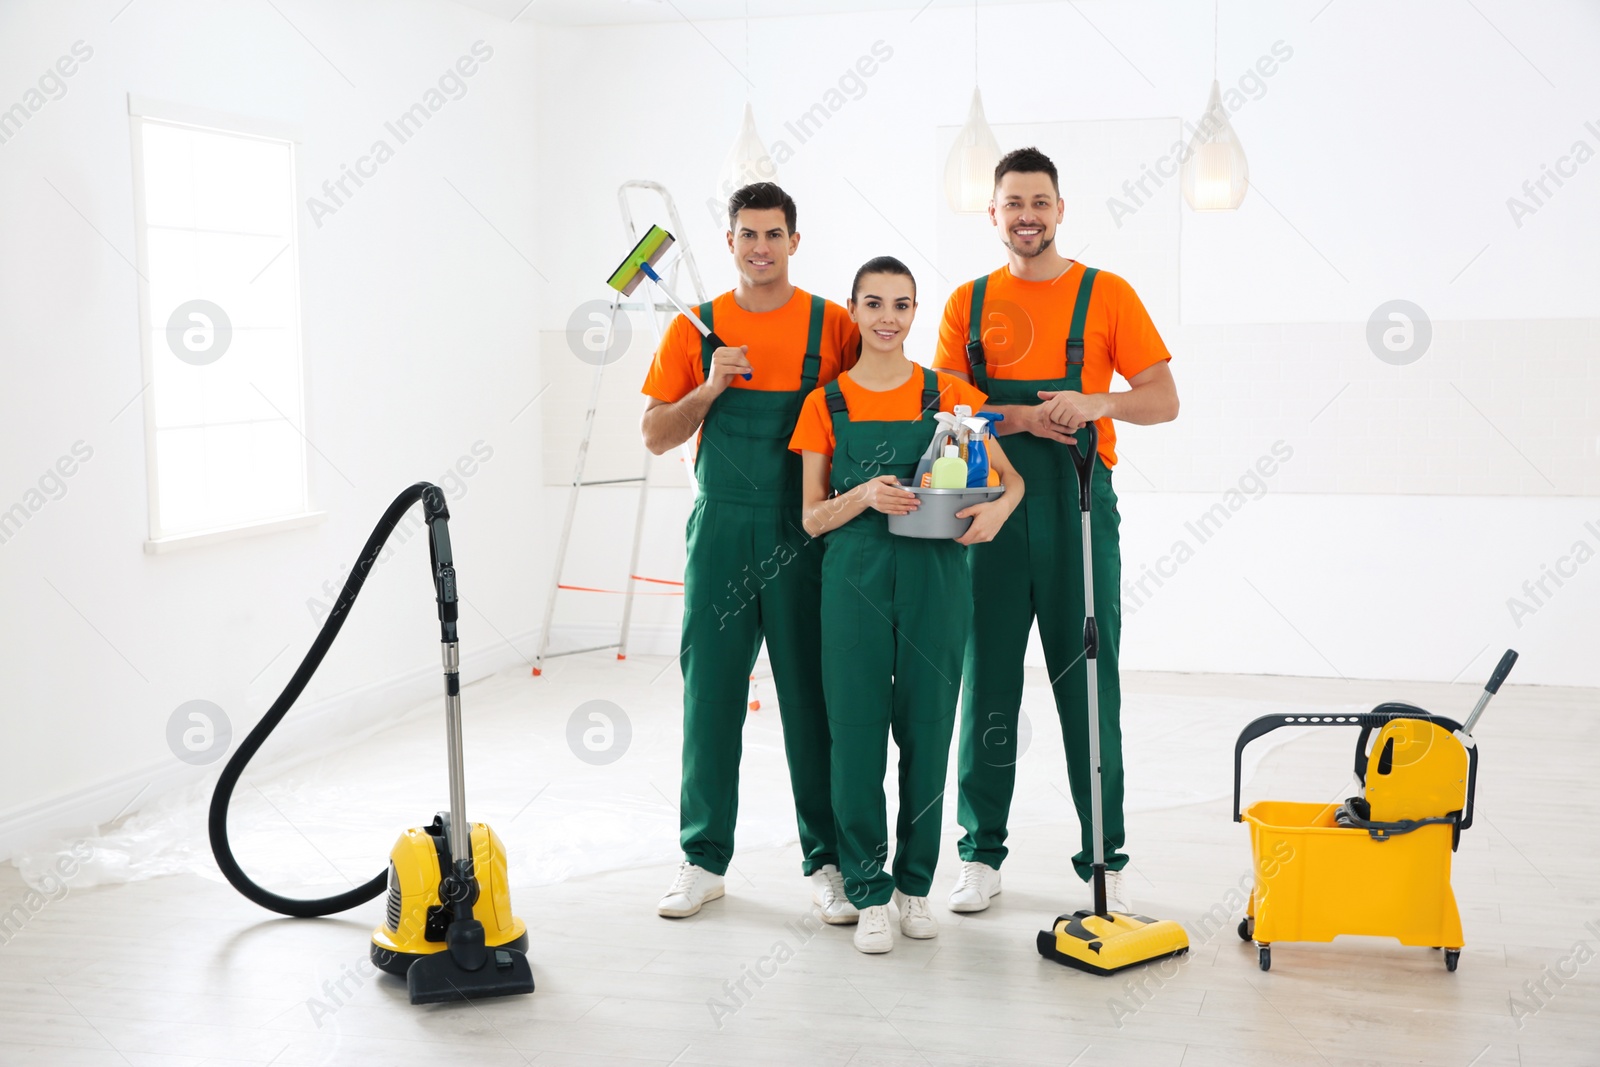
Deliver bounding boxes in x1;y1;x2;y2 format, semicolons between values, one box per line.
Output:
1068;420;1098;515
208;483;458;918
1067;423;1109;916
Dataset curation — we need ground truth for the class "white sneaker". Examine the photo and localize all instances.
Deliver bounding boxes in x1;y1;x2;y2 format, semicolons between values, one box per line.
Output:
892;890;938;939
657;861;724;918
810;864;859;925
947;861;1001;913
1099;869;1132;914
853;904;893;954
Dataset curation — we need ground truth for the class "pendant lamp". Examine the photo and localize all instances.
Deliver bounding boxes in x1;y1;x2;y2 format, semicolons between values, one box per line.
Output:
944;2;1000;213
945;87;1002;213
1181;2;1248;210
718;100;777;200
716;5;777;203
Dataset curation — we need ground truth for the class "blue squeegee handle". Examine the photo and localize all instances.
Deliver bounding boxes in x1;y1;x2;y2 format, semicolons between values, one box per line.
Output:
638;260;752;380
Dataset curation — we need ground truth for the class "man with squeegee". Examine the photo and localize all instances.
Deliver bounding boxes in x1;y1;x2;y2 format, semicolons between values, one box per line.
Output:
935;147;1180;923
633;182;861;923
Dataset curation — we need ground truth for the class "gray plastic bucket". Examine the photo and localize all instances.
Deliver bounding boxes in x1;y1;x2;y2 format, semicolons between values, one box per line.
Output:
887;483;1004;539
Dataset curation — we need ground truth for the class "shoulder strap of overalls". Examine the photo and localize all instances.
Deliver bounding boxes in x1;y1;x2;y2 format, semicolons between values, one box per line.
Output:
919;366;940;416
801;294;825;393
823;379;847;411
965;275;990;392
698;300;717;377
1066;267;1100;368
823;380;849;456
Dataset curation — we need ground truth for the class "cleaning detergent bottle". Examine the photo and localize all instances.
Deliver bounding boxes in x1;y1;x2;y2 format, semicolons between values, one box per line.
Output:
963;416;991;488
952;404;973;461
930;445;967;489
974;412;1004;486
917;411;965;487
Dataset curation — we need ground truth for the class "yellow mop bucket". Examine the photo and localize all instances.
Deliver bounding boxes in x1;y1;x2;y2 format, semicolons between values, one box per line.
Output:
1230;650;1517;973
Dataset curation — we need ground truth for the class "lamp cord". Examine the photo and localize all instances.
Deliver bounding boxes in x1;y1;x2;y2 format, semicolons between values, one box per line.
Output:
1212;0;1219;80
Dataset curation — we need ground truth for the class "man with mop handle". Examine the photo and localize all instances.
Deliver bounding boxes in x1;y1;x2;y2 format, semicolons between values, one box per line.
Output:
640;183;861;922
934;148;1179;915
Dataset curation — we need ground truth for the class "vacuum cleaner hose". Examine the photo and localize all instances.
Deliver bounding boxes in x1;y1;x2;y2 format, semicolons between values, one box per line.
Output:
208;482;453;917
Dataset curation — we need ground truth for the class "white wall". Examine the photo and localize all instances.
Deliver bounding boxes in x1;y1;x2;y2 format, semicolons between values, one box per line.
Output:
0;0;543;829
2;0;1596;853
534;1;1600;685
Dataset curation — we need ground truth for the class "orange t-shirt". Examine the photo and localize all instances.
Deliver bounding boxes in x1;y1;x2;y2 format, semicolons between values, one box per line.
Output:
789;365;988;458
932;262;1170;466
641;288;859;401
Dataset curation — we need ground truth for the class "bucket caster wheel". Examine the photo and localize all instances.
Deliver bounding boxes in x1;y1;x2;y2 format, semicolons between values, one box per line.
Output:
1237;917;1254;942
1256;943;1271;972
1444;949;1460;972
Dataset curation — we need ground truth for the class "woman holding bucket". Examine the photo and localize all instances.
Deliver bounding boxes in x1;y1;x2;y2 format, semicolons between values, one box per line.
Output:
789;256;1023;953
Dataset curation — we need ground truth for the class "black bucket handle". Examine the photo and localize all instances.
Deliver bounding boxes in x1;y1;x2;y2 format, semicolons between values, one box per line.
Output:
1231;706;1477;836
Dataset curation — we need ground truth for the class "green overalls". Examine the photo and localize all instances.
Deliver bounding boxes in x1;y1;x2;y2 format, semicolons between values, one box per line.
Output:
678;294;838;878
955;267;1129;882
820;367;971;908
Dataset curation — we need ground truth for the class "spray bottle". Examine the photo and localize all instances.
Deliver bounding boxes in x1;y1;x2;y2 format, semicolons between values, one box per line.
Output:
916;411;965;488
968;412;1004;486
962;415;990;488
952;404;973;462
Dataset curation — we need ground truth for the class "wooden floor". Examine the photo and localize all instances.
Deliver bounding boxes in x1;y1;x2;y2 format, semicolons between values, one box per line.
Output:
2;671;1596;1066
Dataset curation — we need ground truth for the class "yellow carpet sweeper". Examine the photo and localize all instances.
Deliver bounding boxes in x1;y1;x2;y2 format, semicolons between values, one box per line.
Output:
1036;425;1191;975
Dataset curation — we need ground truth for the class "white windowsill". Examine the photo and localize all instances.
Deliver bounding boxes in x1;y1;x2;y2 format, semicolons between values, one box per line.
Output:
144;511;326;555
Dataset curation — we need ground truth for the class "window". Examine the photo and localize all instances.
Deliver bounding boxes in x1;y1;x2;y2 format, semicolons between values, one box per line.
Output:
130;98;312;547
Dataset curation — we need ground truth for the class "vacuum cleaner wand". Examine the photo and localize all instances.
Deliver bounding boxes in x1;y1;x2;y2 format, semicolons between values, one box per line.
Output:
420;487;471;871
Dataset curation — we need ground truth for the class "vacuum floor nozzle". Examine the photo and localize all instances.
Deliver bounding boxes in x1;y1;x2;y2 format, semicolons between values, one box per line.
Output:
405;919;536;1005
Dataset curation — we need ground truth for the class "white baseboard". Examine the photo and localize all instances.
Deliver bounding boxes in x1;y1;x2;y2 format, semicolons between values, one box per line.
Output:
0;626;541;864
535;621;681;663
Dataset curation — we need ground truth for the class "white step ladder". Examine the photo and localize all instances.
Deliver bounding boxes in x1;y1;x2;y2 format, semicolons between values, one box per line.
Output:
532;181;707;676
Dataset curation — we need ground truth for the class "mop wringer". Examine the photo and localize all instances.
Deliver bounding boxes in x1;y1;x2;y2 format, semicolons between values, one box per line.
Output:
1231;649;1518;972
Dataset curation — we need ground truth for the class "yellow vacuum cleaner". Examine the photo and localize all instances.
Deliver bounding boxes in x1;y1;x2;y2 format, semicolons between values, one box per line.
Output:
209;483;535;1005
1036;426;1191;975
1231;649;1517;972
